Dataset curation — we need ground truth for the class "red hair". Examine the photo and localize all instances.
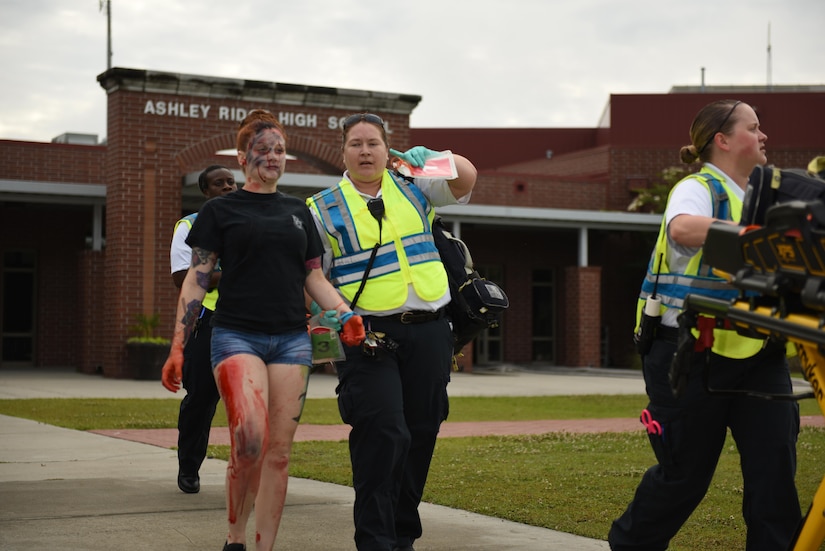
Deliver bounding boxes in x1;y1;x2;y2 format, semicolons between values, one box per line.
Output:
236;109;287;152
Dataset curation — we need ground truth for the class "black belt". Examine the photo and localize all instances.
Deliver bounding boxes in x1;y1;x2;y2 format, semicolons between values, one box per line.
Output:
381;309;444;324
656;325;680;343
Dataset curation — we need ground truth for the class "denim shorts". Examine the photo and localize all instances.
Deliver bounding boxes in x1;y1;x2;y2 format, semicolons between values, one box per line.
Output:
211;326;312;369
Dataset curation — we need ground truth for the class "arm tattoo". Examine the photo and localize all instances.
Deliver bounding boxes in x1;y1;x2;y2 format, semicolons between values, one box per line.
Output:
190;247;215;290
195;270;211;291
191;247;213;267
180;299;201;345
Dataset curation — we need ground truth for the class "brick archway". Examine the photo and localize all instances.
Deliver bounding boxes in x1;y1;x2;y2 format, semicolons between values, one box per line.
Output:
175;132;237;172
287;134;344;174
176;132;345;176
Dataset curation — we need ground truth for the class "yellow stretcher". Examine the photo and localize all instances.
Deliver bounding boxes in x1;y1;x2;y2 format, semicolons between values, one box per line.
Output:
676;200;825;550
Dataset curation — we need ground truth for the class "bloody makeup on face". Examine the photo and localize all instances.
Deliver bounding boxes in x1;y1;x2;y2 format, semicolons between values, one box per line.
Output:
244;127;286;183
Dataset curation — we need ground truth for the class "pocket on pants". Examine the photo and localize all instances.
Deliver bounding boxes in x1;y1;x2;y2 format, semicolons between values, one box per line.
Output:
644;404;683;469
337;386;354;425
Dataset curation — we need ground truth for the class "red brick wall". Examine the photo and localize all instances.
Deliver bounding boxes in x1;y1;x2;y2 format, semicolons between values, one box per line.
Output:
473;172;608;210
609;92;825;148
77;250;105;374
562;266;602;367
0;140;105;183
0;203;92;367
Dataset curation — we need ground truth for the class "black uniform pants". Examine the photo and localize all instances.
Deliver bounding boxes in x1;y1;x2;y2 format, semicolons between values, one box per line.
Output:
608;338;802;551
177;308;221;476
335;314;453;551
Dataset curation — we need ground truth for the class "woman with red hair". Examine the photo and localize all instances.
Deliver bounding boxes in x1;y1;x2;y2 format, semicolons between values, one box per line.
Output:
162;110;364;551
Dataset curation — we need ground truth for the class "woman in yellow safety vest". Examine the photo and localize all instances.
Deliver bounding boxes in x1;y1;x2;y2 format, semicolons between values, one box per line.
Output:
608;100;802;550
307;113;477;551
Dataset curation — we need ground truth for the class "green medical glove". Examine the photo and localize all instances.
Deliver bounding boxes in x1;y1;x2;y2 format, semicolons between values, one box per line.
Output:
389;146;436;168
319;310;342;331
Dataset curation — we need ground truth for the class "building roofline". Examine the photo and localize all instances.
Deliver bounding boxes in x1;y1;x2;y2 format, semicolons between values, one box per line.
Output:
668;84;825;93
97;67;422;115
0;175;661;232
437;203;660;232
0;180;106;206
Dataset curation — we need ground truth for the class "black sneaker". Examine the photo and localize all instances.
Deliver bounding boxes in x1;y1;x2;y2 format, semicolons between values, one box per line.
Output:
222;542;245;551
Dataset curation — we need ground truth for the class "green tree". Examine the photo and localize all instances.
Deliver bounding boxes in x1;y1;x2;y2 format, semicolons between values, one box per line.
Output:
627;166;691;214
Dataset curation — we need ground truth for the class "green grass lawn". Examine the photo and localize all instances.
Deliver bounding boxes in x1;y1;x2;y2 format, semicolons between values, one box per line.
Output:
1;394;823;550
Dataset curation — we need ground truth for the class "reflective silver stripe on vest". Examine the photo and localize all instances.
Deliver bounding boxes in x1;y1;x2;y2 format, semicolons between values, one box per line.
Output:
317;187;360;251
330;243;400;286
392;173;431;227
640;272;734;309
404;233;440;264
329;234;441;286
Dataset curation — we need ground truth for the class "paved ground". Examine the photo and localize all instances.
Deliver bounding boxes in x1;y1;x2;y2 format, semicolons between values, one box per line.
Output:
0;366;817;550
0;364;650;400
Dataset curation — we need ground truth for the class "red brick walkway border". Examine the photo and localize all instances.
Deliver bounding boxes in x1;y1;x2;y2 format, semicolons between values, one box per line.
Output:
91;416;825;449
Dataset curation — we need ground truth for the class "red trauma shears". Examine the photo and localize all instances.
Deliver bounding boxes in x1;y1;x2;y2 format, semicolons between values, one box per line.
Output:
640;409;663;437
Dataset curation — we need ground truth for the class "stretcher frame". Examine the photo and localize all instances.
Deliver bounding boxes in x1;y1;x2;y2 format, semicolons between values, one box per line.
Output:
677;199;825;550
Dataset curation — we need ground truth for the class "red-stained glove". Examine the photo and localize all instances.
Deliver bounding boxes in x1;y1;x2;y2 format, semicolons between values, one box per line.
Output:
340;314;366;346
161;343;184;393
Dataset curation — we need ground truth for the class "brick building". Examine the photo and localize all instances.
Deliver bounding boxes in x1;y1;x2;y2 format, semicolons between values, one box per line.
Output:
0;67;822;375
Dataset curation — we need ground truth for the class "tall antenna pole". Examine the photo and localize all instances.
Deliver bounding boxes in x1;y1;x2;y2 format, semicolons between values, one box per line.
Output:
767;22;772;91
99;0;112;70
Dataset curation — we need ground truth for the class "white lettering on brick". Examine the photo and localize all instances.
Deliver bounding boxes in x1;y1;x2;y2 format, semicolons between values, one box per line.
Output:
142;100;335;130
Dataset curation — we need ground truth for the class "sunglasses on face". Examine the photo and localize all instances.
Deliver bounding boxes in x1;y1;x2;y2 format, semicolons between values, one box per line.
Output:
342;113;385;131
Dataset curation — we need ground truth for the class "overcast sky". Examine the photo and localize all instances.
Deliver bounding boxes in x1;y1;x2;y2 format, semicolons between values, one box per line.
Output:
1;0;822;143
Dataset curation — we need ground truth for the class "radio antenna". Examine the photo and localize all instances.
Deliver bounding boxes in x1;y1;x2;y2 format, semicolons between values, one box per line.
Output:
766;22;772;90
99;0;112;70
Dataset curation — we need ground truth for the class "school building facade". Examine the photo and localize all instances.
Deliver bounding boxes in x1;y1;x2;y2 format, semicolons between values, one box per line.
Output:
0;67;822;375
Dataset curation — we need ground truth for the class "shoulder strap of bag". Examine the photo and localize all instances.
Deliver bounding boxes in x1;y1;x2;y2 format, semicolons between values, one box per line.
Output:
349;198;384;311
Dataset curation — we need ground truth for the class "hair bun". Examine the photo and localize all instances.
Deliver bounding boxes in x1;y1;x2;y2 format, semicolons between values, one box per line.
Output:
679;144;699;165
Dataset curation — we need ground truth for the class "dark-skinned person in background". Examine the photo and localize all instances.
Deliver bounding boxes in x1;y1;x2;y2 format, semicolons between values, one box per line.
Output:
161;110;365;551
306;113;478;551
169;164;236;494
608;99;802;551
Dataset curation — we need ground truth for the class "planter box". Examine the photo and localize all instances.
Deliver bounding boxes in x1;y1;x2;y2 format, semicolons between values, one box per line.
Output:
126;342;171;380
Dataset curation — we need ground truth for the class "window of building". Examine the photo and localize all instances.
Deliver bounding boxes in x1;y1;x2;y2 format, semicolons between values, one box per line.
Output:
2;250;36;364
532;269;555;363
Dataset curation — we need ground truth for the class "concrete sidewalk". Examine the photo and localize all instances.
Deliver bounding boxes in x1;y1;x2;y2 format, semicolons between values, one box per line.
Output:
0;366;640;550
0;367;817;550
0;413;611;551
0;364;649;400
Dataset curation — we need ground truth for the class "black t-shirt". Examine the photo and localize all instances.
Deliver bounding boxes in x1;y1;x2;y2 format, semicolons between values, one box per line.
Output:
186;189;324;334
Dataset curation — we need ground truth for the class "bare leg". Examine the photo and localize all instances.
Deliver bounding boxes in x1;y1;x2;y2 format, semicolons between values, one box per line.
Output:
254;363;310;550
214;354;270;547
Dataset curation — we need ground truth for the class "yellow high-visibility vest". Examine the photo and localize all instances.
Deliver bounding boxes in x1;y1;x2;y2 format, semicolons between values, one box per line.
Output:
307;171;448;311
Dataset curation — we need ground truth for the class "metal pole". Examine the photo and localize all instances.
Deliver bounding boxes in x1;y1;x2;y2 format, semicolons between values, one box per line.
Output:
107;0;112;70
100;0;112;70
578;227;588;267
767;22;772;91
